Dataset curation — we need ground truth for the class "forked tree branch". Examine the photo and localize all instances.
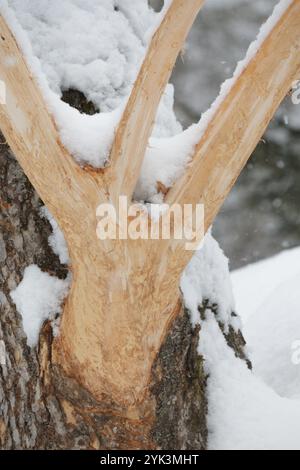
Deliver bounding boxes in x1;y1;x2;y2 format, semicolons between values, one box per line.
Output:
107;0;205;205
0;4;205;405
162;0;300;274
1;1;300;407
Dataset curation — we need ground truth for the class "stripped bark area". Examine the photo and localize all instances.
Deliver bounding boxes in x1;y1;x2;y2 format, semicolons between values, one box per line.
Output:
0;138;248;450
0;0;299;450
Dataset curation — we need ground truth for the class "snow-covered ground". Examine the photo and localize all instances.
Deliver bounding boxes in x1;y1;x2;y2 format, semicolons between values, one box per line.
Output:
232;247;300;324
206;248;300;450
232;248;300;400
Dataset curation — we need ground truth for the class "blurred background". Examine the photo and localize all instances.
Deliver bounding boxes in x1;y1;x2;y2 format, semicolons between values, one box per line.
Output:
150;0;300;270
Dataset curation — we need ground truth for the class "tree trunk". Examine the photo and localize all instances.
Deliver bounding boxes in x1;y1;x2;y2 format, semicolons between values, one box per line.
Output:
0;133;248;450
1;0;299;450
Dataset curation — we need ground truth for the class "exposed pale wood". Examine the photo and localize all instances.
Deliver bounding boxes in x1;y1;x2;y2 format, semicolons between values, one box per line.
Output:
162;0;300;274
0;7;202;408
107;0;205;205
0;146;215;450
1;1;300;413
0;15;108;225
1;18;94;211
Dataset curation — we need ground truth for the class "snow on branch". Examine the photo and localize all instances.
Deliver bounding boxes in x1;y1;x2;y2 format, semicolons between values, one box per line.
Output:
0;14;82;219
162;0;300;272
107;0;205;205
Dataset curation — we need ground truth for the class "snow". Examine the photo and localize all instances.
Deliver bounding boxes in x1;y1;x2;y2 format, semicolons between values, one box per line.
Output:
2;0;292;198
201;248;300;449
1;0;182;171
246;273;300;400
1;0;197;202
200;311;300;450
231;247;300;324
135;123;200;202
231;248;300;400
181;232;237;331
10;265;70;347
145;0;296;202
6;0;155;111
189;0;294;149
181;242;300;449
137;0;296;201
181;236;300;450
41;207;70;265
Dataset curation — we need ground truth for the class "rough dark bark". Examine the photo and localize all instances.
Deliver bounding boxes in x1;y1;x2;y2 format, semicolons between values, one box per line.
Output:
0;138;69;449
61;89;100;115
0;91;249;450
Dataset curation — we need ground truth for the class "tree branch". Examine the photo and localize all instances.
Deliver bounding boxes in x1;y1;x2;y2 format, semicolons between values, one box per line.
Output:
0;14;108;232
107;0;205;205
162;0;300;273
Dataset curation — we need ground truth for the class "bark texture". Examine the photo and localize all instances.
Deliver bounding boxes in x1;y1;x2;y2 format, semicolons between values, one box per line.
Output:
0;91;248;449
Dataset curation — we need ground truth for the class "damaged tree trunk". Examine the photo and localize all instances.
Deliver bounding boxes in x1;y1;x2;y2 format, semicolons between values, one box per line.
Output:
0;143;248;448
0;0;300;450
